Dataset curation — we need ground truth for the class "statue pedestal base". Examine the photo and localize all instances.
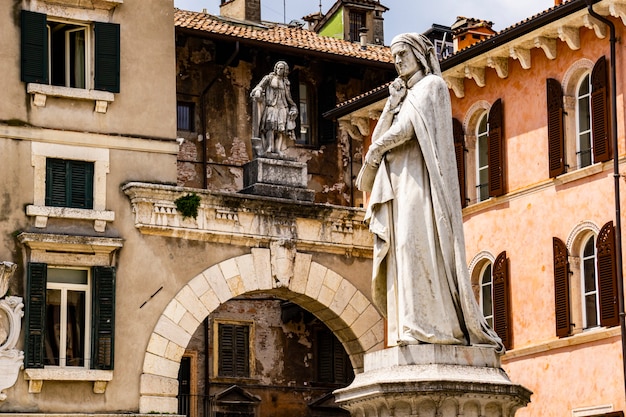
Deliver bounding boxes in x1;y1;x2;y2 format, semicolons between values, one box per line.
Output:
334;344;531;417
241;157;315;202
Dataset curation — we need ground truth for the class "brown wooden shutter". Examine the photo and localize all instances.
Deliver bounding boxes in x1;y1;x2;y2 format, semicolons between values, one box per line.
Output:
453;118;467;208
591;56;611;163
547;78;566;177
492;251;512;349
553;237;571;337
488;99;506;197
597;221;619;327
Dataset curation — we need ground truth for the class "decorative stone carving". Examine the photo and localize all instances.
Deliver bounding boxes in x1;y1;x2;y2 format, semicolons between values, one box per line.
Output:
0;262;23;402
0;262;17;298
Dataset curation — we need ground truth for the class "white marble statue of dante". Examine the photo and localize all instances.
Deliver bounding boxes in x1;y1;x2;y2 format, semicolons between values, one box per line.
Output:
356;33;504;352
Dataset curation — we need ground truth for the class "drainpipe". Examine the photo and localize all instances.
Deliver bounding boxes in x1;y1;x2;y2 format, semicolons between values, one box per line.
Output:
585;0;626;401
199;41;240;189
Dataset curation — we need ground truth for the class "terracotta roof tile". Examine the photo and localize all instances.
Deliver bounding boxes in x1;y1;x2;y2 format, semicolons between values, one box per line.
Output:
175;9;393;64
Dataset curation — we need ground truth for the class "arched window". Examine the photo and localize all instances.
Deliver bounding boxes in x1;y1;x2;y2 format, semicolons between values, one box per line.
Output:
479;262;493;328
576;73;593;169
581;234;599;329
476;112;489;202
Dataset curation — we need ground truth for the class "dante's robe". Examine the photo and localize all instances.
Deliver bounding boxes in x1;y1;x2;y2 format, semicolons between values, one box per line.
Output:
365;73;504;352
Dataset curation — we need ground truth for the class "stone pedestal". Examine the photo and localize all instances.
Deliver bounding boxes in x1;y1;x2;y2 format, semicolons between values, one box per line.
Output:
334;345;531;417
241;156;315;202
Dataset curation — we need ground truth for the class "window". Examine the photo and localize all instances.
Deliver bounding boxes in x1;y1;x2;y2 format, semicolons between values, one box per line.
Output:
25;263;115;370
479;263;493;328
316;328;354;384
46;158;94;209
21;10;120;93
217;323;250;378
476;112;489;202
348;10;366;42
48;20;88;89
297;83;310;145
177;102;195;131
553;222;619;338
45;268;89;367
576;73;593;168
581;235;600;328
471;251;511;349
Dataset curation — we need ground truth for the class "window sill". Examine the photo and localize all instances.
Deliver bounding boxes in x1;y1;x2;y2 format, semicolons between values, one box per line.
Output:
27;83;115;113
26;205;115;232
24;368;113;394
554;162;604;185
501;326;620;362
40;0;123;10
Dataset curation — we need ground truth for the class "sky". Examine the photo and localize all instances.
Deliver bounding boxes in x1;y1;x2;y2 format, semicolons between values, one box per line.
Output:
173;0;554;42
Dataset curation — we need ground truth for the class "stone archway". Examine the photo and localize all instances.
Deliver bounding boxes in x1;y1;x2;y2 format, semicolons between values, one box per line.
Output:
138;248;384;414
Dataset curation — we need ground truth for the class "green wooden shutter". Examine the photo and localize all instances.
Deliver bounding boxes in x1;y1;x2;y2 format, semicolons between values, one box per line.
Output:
69;161;94;209
553;237;571;338
597;221;619;327
94;22;120;93
488;99;506;197
21;10;48;84
317;330;333;382
234;325;249;377
547;78;566;178
25;263;47;368
591;56;611;163
453;118;467;208
332;336;346;383
492;251;512;349
45;158;68;207
91;266;116;370
218;324;234;376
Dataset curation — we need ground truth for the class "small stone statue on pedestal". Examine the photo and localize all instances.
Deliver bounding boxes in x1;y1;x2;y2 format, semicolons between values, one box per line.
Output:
250;61;298;158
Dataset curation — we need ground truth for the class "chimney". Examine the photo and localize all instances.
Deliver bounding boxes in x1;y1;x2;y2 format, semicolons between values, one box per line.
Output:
555;0;563;4
219;0;261;22
451;16;496;52
302;12;323;31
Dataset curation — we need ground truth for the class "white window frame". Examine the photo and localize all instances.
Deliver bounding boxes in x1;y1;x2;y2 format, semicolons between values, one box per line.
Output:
479;262;494;328
45;266;92;368
576;73;593;169
475;111;489;202
580;233;600;329
47;19;91;90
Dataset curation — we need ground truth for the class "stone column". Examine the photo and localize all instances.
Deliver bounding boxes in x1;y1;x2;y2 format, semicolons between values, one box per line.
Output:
334;344;531;417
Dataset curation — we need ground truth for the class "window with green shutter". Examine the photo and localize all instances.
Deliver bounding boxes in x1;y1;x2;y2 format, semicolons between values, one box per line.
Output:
45;158;94;209
218;323;250;378
20;10;120;93
24;263;116;370
316;328;354;384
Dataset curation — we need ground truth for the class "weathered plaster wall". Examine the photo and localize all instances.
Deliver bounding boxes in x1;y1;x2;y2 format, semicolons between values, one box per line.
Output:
174;32;395;206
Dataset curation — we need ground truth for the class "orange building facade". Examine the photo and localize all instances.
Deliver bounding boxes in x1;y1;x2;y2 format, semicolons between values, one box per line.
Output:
333;1;626;415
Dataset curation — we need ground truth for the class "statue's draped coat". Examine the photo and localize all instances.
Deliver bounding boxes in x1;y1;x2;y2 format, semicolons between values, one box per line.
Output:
365;71;504;352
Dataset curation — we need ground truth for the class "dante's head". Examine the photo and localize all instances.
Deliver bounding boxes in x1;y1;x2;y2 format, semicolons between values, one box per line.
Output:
390;33;441;79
